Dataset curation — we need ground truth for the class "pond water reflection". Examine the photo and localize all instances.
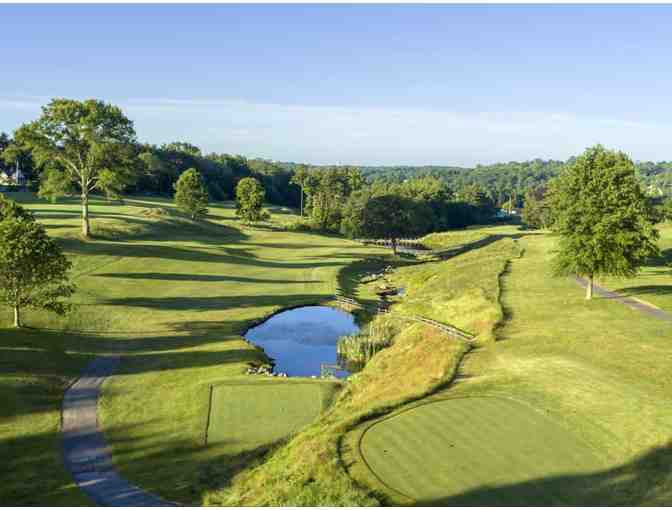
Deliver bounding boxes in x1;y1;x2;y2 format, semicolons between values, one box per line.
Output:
245;306;359;377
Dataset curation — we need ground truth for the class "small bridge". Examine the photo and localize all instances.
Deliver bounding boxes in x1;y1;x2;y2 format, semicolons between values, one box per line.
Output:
333;295;474;343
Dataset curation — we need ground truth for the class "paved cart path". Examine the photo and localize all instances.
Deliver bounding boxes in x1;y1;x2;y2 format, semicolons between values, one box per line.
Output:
62;356;177;506
575;276;672;323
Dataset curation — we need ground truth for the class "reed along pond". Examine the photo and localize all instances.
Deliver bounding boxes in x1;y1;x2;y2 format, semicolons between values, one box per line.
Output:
245;306;360;377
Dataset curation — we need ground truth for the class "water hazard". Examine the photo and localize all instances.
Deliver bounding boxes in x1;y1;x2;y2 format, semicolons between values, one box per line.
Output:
244;306;359;377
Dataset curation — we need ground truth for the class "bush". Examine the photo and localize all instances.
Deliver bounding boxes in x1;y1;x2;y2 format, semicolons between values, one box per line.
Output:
284;219;316;232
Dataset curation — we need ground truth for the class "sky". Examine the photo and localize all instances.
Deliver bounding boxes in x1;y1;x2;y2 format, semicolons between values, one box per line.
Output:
2;4;672;166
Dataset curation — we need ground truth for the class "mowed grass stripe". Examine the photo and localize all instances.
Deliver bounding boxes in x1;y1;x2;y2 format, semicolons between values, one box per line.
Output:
207;381;338;452
360;397;605;504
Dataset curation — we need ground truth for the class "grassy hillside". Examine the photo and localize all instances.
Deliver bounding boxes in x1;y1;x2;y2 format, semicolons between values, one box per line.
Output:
2;191;669;506
346;225;672;505
206;229;519;506
0;192;388;505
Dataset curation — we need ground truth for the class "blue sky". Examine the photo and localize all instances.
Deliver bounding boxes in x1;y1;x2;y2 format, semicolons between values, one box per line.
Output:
2;4;672;166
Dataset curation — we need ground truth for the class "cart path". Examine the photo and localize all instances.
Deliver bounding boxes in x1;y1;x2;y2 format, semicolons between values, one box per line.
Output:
574;276;672;323
62;356;178;506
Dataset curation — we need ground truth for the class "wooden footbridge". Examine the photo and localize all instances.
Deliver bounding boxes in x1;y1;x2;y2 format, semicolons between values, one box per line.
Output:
333;295;474;343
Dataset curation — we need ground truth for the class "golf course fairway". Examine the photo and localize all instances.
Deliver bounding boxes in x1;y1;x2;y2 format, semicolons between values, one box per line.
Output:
359;396;605;505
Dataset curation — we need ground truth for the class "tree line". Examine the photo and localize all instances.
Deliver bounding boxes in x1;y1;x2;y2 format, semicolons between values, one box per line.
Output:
0;99;668;331
0;97;669;248
0;98;506;239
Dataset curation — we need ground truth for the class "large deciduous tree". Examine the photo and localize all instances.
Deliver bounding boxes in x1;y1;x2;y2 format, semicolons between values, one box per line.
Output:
174;168;209;220
342;193;429;255
0;195;74;328
235;177;268;224
11;98;137;237
549;145;659;299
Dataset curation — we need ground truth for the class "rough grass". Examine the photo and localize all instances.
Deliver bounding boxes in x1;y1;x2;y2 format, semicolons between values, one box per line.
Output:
420;226;491;250
387;232;522;342
5;192;669;506
0;192;389;505
349;226;672;505
204;227;521;506
204;323;468;506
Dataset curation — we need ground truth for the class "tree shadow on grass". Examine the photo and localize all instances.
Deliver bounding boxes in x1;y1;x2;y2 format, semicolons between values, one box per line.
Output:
415;441;672;506
56;237;348;270
429;232;542;261
96;423;284;506
94;272;323;285
609;284;672;298
648;247;672;266
0;324;270;425
240;241;351;250
0;419;272;506
97;292;329;311
112;347;266;376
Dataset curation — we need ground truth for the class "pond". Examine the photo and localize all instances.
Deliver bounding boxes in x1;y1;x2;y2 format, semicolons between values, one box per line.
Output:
245;306;360;377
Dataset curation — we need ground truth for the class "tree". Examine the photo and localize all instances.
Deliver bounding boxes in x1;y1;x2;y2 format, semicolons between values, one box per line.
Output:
290;164;311;216
0;193;35;222
0;197;74;328
11;98;137;237
307;168;349;231
549;145;659;299
162;141;202;157
137;148;180;195
0;132;11;175
37;167;75;203
342;193;429;255
174;168;209;220
660;198;672;222
235;177;268;224
521;185;552;229
456;183;496;223
1;133;37;187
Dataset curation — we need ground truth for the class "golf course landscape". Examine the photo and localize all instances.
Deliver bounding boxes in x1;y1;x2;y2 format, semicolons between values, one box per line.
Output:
1;190;671;506
5;4;672;507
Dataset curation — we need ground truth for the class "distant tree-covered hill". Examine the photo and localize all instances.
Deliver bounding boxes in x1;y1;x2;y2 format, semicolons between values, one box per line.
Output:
356;158;672;205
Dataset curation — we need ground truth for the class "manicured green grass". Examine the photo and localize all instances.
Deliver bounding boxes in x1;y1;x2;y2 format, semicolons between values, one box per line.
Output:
349;225;672;505
359;396;605;505
207;380;340;450
205;324;469;507
598;222;672;311
211;227;518;506
0;191;390;505
4;191;670;506
345;226;672;506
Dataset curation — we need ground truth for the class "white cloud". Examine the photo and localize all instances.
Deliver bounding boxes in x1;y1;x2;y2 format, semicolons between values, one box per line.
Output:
2;95;671;165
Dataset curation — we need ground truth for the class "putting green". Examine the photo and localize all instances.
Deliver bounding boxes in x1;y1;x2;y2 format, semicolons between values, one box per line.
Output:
207;380;339;452
359;396;606;505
